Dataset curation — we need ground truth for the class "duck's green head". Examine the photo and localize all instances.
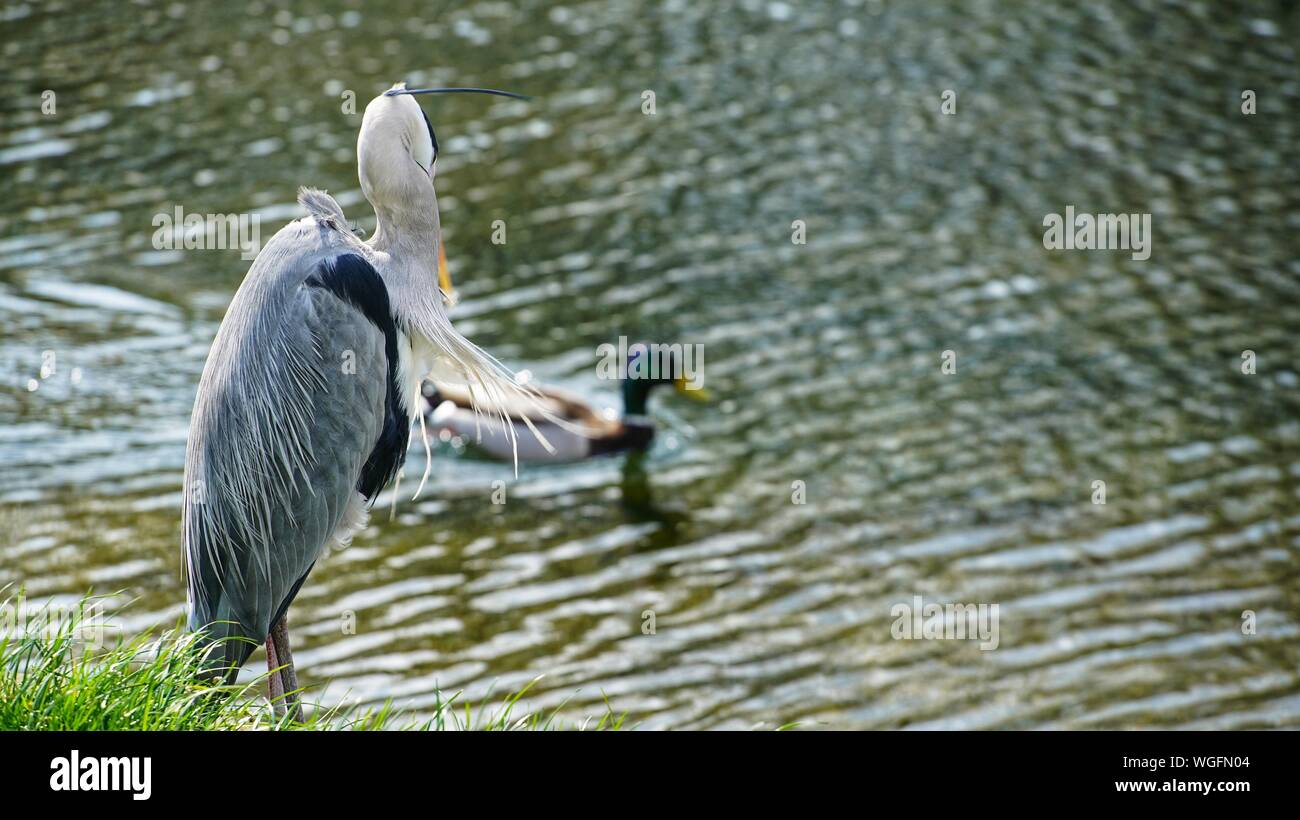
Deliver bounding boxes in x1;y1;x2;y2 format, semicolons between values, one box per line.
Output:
620;342;710;416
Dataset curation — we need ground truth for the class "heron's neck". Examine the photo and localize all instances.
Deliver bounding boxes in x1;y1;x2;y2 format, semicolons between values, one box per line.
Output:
365;190;445;339
369;201;440;266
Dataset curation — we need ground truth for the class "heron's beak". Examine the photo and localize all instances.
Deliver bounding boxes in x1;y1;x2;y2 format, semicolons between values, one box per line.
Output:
673;374;710;402
437;238;457;306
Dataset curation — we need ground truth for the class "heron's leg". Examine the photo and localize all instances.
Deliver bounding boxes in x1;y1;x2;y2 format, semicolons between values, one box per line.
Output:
269;615;303;722
265;634;286;718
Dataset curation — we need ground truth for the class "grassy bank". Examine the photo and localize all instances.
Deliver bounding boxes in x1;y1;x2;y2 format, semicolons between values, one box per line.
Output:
0;594;623;730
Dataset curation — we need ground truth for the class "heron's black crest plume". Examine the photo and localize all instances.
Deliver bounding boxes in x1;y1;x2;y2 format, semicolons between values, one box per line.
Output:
385;86;532;101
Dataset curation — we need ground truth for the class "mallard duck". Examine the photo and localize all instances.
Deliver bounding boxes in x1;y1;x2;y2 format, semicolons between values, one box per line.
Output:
423;347;708;463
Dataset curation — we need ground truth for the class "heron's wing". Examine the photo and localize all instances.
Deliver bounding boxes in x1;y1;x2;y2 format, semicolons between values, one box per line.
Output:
183;215;404;675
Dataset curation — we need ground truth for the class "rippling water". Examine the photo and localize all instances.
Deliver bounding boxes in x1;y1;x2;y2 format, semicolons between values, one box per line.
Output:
2;0;1299;728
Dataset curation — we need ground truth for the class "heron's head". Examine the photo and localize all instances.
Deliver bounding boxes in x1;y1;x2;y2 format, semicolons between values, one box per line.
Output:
358;83;529;299
357;85;440;216
358;82;531;213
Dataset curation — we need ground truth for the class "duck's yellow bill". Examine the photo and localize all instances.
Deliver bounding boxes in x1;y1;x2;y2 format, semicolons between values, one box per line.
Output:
437;240;457;305
674;374;710;401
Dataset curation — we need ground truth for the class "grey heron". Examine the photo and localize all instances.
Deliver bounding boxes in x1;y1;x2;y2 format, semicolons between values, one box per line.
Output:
182;83;553;719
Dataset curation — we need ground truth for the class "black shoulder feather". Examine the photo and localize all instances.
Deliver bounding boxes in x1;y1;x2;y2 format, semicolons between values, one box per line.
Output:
305;253;410;500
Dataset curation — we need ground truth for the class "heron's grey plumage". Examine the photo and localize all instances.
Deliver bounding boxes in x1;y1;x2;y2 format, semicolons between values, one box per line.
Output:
184;193;391;673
